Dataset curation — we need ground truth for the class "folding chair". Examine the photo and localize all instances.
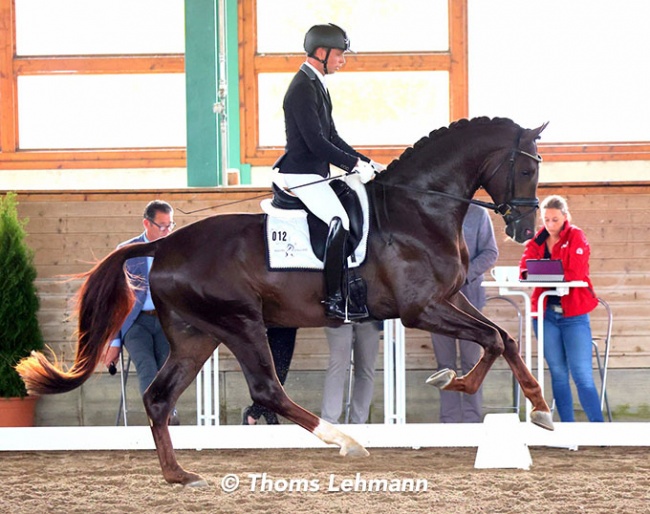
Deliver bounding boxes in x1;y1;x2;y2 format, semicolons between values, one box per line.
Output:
115;350;132;426
592;297;613;421
485;295;523;415
343;346;355;424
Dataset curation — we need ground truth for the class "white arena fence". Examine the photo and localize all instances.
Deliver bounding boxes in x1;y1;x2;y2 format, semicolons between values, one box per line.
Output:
2;320;649;453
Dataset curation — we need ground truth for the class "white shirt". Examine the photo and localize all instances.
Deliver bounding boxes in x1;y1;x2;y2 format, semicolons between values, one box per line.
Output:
304;61;328;91
141;233;155;311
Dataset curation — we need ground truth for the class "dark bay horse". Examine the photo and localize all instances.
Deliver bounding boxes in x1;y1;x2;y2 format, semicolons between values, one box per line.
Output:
17;117;552;487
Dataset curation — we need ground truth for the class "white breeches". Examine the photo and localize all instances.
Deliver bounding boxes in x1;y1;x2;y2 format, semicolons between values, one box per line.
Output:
281;173;350;230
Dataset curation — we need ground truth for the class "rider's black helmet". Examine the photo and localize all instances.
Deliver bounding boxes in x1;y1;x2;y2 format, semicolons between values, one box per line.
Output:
304;23;350;56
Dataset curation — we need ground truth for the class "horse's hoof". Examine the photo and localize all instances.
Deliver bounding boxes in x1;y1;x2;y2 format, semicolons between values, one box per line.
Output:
176;471;209;488
425;369;456;389
531;410;555;431
184;476;209;488
340;444;370;458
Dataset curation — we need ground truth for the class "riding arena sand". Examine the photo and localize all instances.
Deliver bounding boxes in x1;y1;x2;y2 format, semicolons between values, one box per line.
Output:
1;446;649;513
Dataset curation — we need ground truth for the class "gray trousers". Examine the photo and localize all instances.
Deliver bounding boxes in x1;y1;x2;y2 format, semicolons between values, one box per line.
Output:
321;322;380;424
431;335;483;423
123;312;170;396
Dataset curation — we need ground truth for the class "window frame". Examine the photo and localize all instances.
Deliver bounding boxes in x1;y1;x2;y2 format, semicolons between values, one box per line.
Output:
0;0;185;170
238;0;468;166
238;0;650;166
1;0;648;172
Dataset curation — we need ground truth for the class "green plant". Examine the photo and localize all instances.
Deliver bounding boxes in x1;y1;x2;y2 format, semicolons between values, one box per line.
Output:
0;192;44;398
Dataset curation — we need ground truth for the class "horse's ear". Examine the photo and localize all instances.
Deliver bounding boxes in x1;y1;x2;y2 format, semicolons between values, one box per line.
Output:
531;121;549;140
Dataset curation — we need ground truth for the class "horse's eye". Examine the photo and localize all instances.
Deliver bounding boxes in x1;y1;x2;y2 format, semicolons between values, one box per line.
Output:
521;169;531;176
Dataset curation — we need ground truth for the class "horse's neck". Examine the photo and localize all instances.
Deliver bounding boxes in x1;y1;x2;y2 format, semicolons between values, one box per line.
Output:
383;156;480;212
370;181;466;244
373;155;484;247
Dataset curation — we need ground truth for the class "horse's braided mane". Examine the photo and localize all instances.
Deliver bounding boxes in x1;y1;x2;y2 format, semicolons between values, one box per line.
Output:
384;116;519;171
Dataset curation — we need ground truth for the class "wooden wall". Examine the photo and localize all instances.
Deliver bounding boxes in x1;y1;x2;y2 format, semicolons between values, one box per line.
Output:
9;182;650;378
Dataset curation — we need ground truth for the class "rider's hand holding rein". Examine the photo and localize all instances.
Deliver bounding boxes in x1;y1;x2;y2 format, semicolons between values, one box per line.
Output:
353;159;377;183
370;160;386;173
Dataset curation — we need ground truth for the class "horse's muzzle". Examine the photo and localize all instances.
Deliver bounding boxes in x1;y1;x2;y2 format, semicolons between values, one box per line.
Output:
506;219;535;244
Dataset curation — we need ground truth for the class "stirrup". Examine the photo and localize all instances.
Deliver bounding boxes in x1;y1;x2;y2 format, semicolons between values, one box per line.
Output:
323;296;368;322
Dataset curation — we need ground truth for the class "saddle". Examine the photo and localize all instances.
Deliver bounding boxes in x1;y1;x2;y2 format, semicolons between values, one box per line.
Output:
270;179;364;261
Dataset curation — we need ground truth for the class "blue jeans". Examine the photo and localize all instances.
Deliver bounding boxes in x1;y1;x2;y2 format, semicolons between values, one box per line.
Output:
534;309;604;422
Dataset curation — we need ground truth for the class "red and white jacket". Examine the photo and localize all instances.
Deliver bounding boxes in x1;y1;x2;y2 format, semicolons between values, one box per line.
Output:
519;221;598;316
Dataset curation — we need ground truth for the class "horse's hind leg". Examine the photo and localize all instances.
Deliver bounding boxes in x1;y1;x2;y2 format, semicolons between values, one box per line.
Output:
224;327;369;458
144;327;217;487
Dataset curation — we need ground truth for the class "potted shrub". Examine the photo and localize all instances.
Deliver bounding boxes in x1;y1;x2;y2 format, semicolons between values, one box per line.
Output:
0;192;44;426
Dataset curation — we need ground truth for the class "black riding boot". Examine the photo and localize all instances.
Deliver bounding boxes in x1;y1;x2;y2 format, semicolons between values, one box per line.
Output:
323;217;367;321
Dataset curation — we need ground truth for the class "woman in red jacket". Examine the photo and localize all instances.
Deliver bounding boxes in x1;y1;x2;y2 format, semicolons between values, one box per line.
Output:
519;195;603;422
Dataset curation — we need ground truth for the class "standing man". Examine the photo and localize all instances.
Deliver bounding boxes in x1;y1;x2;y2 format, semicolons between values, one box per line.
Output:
274;23;384;320
431;204;499;423
103;200;180;425
242;327;297;425
321;321;381;424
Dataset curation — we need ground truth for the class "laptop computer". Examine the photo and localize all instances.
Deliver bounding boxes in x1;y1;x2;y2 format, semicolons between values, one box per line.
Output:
522;259;565;282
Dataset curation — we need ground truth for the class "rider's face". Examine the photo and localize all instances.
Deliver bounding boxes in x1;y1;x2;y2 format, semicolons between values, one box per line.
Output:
325;48;346;74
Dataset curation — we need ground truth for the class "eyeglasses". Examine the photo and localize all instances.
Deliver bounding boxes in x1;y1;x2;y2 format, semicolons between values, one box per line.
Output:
147;218;176;232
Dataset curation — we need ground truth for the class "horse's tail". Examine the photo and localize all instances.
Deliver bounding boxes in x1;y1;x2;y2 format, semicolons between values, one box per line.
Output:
16;241;158;395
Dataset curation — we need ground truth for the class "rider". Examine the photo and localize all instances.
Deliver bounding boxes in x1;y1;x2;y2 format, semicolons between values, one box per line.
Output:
274;23;384;321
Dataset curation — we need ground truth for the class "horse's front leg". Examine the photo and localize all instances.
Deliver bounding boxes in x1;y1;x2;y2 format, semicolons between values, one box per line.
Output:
413;296;504;396
451;293;553;429
424;294;553;430
425;342;500;396
499;331;554;430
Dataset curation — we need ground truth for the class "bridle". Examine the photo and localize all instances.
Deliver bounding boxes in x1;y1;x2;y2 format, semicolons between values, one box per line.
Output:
478;142;542;225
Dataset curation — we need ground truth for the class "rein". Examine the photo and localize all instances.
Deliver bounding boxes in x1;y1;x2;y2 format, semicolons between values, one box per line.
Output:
372;144;542;219
180;136;542;223
176;174;340;215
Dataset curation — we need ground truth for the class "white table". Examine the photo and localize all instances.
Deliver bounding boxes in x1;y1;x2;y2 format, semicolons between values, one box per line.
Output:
481;279;588;422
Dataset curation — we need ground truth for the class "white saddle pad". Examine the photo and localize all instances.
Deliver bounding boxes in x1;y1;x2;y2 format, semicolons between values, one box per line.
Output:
261;176;370;271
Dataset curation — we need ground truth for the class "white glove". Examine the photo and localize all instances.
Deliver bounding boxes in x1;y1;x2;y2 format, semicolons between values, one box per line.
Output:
370;160;387;173
353;160;376;184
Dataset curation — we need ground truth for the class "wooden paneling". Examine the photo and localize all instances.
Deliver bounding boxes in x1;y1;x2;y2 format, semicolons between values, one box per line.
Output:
10;183;650;377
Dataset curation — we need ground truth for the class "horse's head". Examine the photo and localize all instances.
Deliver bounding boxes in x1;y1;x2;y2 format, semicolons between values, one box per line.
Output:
480;122;548;243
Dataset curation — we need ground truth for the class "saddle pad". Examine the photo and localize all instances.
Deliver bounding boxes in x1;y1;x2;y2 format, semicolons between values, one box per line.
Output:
262;175;370;271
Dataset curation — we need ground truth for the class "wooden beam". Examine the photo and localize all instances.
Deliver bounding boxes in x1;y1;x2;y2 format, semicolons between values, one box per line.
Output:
449;0;469;120
540;142;650;162
0;0;18;152
239;0;259;165
0;149;186;169
13;55;184;75
253;52;452;73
